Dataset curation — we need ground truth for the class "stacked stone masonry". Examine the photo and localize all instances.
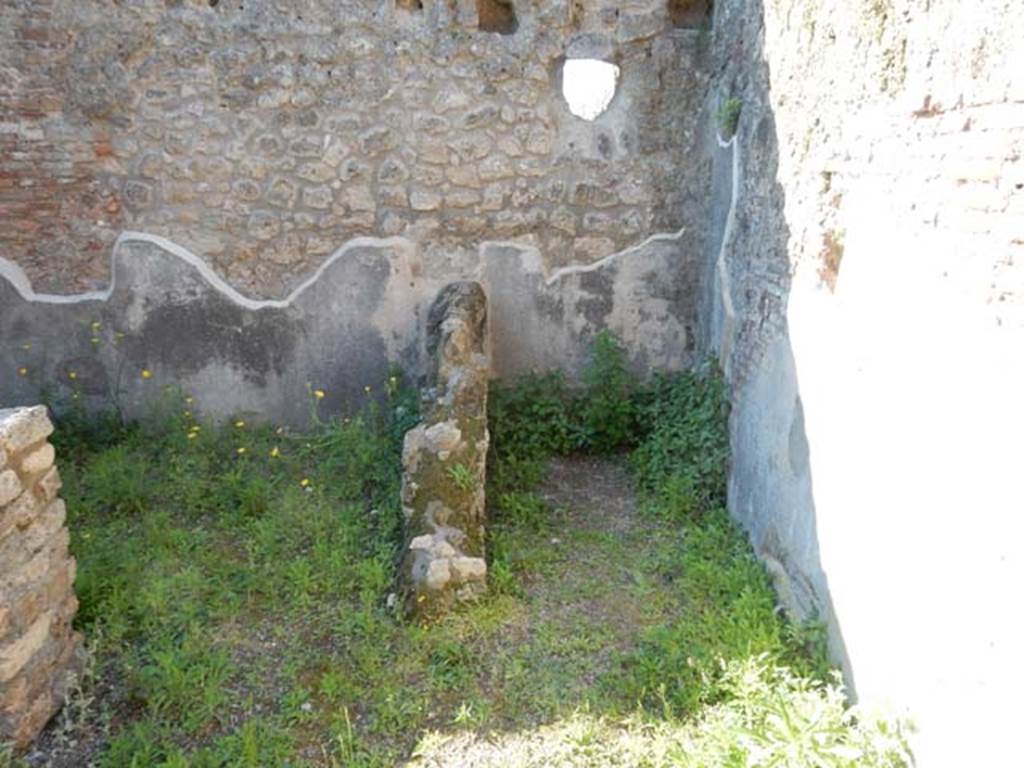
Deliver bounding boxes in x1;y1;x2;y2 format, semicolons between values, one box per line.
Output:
0;406;80;749
400;282;490;619
0;0;709;298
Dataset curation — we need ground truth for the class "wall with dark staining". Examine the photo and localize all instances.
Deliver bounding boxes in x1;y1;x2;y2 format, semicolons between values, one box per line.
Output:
1;0;710;421
1;228;700;424
0;0;709;297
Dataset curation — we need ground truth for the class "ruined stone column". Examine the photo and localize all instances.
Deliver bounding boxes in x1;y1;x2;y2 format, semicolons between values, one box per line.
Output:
0;406;80;749
400;282;490;619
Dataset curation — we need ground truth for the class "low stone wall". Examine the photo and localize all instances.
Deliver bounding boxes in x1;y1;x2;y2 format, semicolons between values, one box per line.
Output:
399;282;489;619
0;406;80;749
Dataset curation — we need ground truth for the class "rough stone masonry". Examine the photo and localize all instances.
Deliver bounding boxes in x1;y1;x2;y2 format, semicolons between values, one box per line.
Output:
399;282;490;619
0;406;80;749
0;0;708;297
0;0;708;423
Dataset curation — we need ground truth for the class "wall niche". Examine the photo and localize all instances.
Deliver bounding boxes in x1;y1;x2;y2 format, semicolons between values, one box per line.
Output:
478;0;517;34
668;0;712;29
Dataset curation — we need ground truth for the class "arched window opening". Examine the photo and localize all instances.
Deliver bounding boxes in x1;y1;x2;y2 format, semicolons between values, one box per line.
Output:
561;59;620;121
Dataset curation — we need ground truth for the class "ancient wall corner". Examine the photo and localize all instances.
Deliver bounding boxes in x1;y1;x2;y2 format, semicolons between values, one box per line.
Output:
0;406;81;749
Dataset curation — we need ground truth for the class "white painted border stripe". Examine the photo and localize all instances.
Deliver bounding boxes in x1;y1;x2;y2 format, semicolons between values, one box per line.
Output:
0;231;415;310
544;227;686;287
0;227;689;308
715;131;740;375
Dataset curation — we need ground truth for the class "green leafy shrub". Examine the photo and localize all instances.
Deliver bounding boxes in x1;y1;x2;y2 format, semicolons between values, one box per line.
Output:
489;371;573;458
446;463;476;492
573;330;635;453
494;491;550;532
488;371;572;491
630;368;730;509
134;632;231;733
487;332;638;488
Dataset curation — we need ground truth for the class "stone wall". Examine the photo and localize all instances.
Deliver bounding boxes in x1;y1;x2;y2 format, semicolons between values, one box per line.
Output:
704;1;1024;765
0;406;80;749
0;0;708;298
399;282;490;619
1;0;711;421
1;226;699;424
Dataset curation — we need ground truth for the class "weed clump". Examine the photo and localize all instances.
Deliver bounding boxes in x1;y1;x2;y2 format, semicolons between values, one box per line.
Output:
717;96;742;138
488;329;636;491
630;366;730;509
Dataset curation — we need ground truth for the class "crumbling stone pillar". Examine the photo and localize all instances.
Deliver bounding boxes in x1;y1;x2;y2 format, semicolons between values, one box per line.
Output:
400;282;490;619
0;406;80;749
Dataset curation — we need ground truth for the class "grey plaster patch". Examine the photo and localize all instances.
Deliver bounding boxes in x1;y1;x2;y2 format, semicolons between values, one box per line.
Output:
788;395;810;477
2;228;697;424
483;227;697;378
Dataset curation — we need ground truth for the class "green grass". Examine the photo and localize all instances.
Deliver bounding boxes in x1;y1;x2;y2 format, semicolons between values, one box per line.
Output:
5;339;910;767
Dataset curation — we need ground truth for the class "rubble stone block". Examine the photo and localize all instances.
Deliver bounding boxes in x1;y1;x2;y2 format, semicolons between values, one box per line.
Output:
34;466;62;504
0;407;54;456
0;407;80;750
399;283;490;619
19;443;55;477
0;470;22;507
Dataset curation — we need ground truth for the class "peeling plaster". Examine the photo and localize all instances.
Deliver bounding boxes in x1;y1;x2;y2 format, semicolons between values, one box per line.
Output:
0;228;687;307
1;227;699;424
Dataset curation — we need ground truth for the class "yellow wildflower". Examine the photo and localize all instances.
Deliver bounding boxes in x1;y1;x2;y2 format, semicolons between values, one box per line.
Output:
364;385;371;394
235;420;246;429
300;478;311;487
185;396;194;404
236;446;247;455
91;337;100;344
21;343;31;351
18;367;27;376
314;389;325;400
187;432;198;440
68;371;77;380
141;369;152;379
270;446;280;458
91;321;101;331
